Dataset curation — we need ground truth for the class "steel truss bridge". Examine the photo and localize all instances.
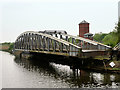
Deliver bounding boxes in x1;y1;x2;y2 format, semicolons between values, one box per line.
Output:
14;30;111;57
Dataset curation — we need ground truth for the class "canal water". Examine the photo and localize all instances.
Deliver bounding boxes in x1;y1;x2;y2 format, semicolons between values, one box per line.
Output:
1;51;120;88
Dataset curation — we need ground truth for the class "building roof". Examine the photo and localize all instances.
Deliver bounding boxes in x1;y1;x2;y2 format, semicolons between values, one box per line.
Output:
79;20;89;24
84;33;93;36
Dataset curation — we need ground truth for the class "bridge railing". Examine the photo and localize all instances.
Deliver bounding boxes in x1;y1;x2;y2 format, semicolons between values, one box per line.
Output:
113;42;120;50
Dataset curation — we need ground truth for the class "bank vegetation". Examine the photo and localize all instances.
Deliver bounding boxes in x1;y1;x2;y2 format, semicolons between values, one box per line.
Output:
93;19;120;47
0;42;14;53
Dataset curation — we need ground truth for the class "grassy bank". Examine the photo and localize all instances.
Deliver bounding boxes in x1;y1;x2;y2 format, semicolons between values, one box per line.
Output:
0;42;14;53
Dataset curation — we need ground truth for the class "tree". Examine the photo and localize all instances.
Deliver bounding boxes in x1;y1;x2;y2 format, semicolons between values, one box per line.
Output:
93;33;108;42
115;18;120;43
102;32;118;47
102;19;120;47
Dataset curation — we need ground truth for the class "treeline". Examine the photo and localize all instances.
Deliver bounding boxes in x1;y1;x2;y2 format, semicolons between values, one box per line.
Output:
93;19;120;48
0;42;14;53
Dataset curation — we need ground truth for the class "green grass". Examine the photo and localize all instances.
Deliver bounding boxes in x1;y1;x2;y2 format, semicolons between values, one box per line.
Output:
111;68;120;70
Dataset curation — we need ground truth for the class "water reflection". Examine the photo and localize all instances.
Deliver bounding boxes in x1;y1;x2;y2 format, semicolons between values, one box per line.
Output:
14;56;120;88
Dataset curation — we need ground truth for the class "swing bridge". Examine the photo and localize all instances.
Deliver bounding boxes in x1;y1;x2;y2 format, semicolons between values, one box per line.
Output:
14;30;111;57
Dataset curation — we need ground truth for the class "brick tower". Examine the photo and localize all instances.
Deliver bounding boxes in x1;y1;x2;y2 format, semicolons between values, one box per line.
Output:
79;20;89;37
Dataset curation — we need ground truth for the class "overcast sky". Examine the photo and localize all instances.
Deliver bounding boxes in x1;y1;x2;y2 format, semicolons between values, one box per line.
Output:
0;0;120;43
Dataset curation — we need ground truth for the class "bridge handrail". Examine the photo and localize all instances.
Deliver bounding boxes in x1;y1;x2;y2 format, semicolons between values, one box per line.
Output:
113;42;120;50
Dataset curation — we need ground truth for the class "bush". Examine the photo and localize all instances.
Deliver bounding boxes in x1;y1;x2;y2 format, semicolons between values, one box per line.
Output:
8;43;14;51
93;33;108;42
102;32;118;47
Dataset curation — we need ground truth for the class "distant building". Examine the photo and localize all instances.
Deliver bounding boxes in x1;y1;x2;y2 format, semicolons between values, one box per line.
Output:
118;1;120;19
84;33;93;40
79;20;93;40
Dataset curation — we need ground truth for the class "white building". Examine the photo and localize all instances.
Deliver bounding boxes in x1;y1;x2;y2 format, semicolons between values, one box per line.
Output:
119;1;120;19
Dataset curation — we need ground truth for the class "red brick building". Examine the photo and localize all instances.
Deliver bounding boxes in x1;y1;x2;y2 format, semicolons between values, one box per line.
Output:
79;20;93;40
79;20;89;37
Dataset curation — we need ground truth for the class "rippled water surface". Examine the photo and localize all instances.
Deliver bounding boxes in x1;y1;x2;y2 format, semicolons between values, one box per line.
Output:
1;51;120;88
